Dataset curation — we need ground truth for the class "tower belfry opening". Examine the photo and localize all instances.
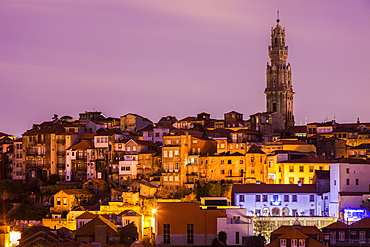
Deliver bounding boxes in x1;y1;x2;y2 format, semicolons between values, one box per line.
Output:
265;18;295;129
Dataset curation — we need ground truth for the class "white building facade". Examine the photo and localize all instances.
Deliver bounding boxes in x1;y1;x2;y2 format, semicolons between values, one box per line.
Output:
233;183;323;217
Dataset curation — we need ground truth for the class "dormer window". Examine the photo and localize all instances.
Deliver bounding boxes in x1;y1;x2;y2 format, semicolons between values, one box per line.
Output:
280;239;286;247
291;239;297;247
298;239;305;247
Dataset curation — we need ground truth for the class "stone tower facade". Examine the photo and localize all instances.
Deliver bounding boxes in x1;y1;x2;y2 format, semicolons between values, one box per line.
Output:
265;19;295;129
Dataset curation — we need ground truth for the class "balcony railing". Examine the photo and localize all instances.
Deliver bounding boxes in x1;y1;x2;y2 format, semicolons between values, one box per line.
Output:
26;150;36;156
76;156;87;160
57;163;65;168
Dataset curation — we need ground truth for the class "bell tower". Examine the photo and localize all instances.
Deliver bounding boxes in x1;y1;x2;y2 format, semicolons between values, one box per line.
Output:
265;18;295;129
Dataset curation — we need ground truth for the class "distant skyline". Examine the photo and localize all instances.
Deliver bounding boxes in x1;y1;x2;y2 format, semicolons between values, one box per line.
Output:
1;1;370;137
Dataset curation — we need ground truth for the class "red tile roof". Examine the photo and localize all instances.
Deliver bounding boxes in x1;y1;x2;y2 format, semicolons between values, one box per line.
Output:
68;140;94;150
350;217;370;228
322;220;348;229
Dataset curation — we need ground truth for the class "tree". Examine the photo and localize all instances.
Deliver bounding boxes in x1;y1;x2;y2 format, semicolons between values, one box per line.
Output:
194;181;230;199
253;217;275;242
212;231;227;247
120;222;138;246
243;235;265;247
47;174;60;185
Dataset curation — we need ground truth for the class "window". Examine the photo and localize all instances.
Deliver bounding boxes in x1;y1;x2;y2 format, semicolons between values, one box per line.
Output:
63;198;67;205
292;195;297;202
289;166;294;172
360;231;366;243
346;168;350;173
309;166;314;172
356;179;359;185
221;170;225;174
292;209;298;217
291;239;297;247
251;157;255;162
299;166;304;172
309;195;315;202
239;195;245;202
174;150;179;157
298;239;305;247
235;232;240;244
239;160;243;164
346;179;350;185
221;160;224;165
56;197;61;205
330;231;336;244
169;150;173;157
339;231;345;241
255;209;261;215
255;195;261;202
284;195;289;202
187;224;194;244
228;160;232;164
262;195;268;202
280;239;286;247
164;224;170;244
310;209;315;216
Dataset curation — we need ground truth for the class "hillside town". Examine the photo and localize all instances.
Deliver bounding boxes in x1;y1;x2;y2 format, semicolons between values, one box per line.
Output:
1;19;370;247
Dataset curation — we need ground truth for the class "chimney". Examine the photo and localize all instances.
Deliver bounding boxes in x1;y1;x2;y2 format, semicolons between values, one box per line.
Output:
298;181;302;186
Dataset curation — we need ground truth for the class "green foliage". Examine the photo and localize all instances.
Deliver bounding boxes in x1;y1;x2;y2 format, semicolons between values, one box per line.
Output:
253;217;275;241
47;174;60;185
8;200;49;220
0;181;24;195
45;185;77;195
194;181;229;199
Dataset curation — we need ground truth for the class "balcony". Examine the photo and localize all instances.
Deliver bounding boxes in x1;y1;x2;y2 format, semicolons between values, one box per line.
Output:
56;139;66;144
26;162;36;168
26;150;36;156
76;155;87;161
186;172;198;176
57;163;65;169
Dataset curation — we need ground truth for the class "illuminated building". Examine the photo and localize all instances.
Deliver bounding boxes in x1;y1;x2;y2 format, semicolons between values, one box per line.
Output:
322;217;370;246
265;19;295;129
233;183;322;217
266;221;325;247
154;201;253;246
120;113;152;132
328;160;370;219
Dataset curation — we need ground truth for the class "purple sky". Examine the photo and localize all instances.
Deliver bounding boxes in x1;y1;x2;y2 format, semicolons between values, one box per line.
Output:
1;1;370;137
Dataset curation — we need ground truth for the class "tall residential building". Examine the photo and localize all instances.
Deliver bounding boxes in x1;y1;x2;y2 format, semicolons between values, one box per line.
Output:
265;19;295;129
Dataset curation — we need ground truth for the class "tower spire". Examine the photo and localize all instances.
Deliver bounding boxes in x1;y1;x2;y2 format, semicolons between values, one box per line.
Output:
277;9;280;22
265;18;295;129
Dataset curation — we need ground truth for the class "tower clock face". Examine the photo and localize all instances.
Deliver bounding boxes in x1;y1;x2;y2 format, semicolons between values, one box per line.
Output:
272;65;277;71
